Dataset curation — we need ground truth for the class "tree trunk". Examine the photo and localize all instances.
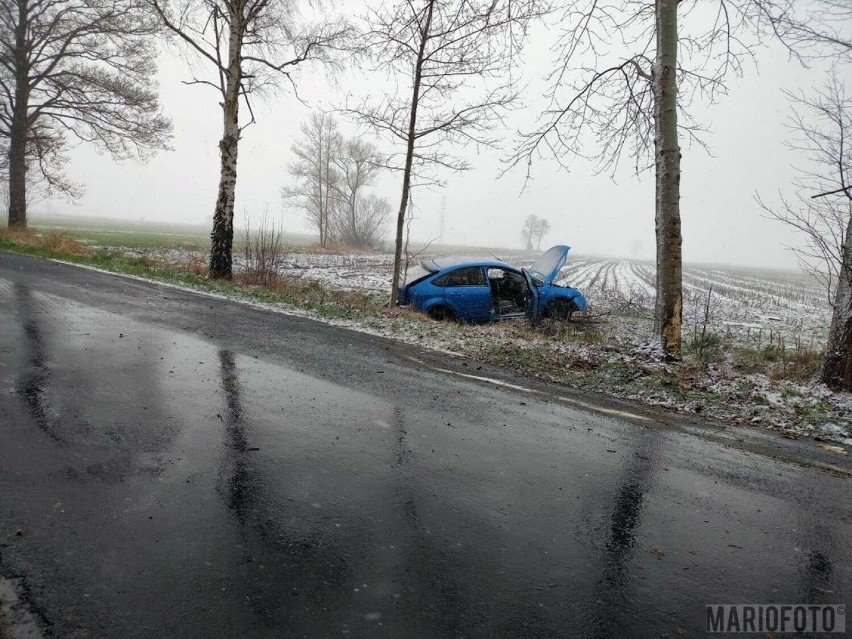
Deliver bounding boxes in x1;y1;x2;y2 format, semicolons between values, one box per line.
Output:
821;201;852;390
525;219;535;251
7;0;29;228
319;132;327;247
653;0;683;359
208;19;243;280
390;1;434;307
349;182;357;243
8;122;28;228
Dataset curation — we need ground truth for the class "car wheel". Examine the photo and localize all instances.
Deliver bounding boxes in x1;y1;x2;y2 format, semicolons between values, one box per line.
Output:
544;299;577;321
427;305;455;321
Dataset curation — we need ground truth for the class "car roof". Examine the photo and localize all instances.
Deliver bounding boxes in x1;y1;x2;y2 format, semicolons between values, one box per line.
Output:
420;257;516;273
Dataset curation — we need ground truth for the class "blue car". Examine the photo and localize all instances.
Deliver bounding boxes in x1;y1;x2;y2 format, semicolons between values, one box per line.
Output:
398;245;587;322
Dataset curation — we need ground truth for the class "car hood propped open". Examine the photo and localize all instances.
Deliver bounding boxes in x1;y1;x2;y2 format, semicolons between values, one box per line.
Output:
529;245;570;285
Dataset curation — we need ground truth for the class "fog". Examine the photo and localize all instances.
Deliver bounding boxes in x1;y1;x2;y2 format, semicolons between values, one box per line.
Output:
33;11;845;270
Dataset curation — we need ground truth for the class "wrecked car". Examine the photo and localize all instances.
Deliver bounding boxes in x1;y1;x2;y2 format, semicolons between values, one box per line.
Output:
398;245;587;322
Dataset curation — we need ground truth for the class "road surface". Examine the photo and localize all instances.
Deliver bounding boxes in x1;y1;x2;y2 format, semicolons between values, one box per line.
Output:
0;252;849;638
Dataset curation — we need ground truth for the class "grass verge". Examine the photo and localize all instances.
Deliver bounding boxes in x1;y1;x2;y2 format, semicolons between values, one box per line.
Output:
0;229;388;320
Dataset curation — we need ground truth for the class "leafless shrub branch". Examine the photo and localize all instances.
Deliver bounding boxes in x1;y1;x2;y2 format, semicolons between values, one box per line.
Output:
241;210;286;286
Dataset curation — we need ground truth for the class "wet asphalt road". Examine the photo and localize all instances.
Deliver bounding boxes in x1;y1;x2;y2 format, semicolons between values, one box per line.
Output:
0;252;849;638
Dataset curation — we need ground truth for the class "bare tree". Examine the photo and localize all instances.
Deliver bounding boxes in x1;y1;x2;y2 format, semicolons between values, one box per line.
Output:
284;115;388;248
331;193;390;249
759;71;852;390
330;138;387;248
283;112;342;247
521;214;539;250
509;0;851;359
521;213;551;250
0;0;172;228
534;217;551;250
150;0;350;278
347;0;544;306
755;1;851;57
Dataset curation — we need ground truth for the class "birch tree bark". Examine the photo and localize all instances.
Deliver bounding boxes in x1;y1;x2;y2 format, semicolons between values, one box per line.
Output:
209;20;244;278
7;0;28;227
653;0;682;358
823;204;852;389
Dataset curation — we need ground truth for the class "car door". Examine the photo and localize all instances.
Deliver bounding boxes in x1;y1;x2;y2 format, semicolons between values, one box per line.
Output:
489;268;529;318
522;269;541;321
435;266;492;321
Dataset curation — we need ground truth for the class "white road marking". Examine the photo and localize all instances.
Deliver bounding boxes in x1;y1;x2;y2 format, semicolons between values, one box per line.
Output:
432;367;541;394
403;355;652;423
556;396;652;422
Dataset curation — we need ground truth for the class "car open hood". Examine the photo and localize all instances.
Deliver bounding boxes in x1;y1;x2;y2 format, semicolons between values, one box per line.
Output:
528;245;570;285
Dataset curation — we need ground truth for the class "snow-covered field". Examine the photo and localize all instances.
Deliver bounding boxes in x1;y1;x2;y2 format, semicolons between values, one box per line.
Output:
117;243;830;346
272;250;830;347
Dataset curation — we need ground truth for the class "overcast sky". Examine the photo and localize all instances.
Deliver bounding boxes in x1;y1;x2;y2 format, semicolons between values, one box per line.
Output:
35;4;848;269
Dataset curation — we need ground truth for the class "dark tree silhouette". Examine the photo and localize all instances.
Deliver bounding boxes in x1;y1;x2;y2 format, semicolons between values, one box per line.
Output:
0;0;171;227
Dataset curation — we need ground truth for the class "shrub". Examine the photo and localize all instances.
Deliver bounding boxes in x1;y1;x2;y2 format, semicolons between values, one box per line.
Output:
242;213;285;286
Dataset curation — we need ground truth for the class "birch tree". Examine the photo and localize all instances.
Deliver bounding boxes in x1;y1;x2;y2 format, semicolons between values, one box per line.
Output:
760;72;852;390
348;0;545;306
0;0;171;228
510;0;851;359
150;0;350;278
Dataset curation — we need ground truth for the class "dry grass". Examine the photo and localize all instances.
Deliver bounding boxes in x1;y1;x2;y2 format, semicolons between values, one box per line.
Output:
177;252;209;276
733;344;822;383
229;270;380;313
272;277;377;311
387;305;436;323
0;226;92;255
